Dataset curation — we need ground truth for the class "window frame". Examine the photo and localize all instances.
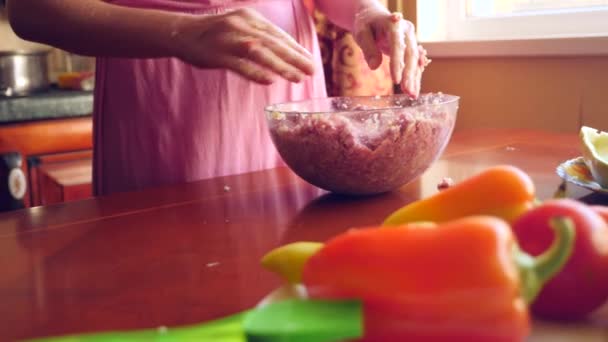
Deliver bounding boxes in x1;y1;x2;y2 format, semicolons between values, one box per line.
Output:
416;0;608;57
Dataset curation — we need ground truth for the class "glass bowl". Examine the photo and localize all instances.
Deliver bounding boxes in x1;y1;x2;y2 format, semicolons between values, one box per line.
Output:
265;93;459;195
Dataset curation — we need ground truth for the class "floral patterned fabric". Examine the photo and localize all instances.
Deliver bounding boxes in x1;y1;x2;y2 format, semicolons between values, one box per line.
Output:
303;0;394;97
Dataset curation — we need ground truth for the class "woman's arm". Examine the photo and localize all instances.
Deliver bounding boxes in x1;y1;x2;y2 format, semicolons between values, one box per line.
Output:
313;0;383;32
6;0;180;58
6;0;315;84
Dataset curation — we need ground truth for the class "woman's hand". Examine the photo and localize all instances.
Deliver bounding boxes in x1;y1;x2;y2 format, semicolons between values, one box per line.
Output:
353;8;429;98
173;8;315;84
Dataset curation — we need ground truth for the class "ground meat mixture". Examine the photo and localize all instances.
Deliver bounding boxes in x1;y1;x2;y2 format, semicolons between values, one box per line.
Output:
267;93;457;195
437;177;455;191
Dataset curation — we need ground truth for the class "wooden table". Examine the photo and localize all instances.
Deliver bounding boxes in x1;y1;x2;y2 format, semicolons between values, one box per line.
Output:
2;129;607;341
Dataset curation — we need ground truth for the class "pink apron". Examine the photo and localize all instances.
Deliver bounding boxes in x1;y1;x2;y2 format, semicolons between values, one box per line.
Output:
94;0;326;195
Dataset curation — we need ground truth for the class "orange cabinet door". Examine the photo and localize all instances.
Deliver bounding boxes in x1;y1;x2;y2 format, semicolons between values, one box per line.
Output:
28;150;92;206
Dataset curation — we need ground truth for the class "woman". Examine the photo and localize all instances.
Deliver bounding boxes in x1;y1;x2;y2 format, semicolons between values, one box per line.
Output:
7;0;426;195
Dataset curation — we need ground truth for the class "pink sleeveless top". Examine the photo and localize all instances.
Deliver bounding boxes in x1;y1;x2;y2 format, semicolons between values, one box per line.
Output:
94;0;326;195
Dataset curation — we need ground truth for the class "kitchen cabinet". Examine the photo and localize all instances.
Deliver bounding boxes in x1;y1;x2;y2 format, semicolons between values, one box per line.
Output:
0;116;93;211
29;150;92;206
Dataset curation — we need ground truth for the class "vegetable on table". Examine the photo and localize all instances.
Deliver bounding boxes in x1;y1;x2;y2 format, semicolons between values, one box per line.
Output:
261;242;324;284
512;198;608;320
383;165;536;226
301;216;575;342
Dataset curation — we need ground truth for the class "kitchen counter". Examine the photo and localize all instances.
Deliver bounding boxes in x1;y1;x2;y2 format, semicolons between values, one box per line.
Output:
1;128;607;341
0;88;93;124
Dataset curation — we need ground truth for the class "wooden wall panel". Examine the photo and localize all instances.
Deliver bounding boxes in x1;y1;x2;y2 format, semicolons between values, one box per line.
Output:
422;57;608;133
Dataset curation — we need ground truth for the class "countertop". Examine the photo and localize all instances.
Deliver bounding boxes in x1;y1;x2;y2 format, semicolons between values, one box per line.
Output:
1;128;608;341
0;88;93;124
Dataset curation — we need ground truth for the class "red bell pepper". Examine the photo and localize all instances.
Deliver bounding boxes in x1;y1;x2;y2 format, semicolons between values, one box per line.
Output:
513;199;608;320
302;216;574;341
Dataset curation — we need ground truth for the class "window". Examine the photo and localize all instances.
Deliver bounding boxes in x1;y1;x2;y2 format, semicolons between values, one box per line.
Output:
468;0;608;17
417;0;608;56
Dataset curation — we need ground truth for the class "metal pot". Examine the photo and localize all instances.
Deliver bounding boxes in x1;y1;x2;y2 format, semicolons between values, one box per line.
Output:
0;50;51;97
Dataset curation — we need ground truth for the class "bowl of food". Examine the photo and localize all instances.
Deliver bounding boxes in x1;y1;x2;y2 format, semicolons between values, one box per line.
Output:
265;93;459;195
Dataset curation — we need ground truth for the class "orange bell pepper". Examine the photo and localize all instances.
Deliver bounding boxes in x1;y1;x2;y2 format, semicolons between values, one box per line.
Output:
383;165;536;226
302;216;574;342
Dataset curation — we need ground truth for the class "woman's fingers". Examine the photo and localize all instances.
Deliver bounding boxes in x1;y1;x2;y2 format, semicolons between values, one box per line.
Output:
419;45;431;68
255;31;314;76
259;21;314;63
355;24;382;70
238;8;314;75
400;19;420;97
237;38;306;82
412;45;429;96
223;56;276;84
387;12;406;85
